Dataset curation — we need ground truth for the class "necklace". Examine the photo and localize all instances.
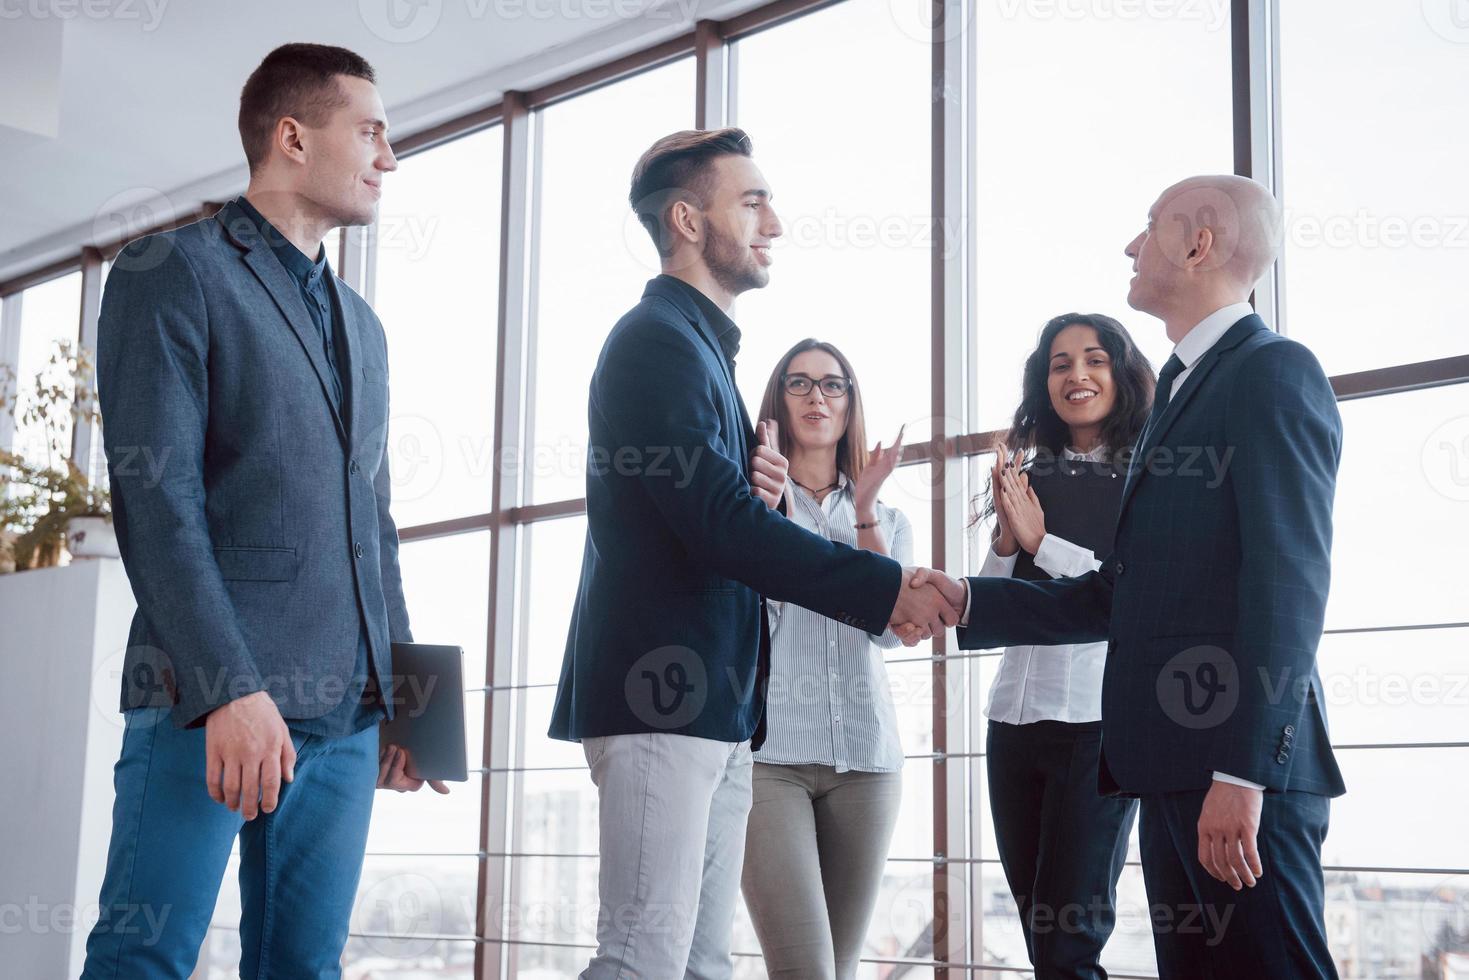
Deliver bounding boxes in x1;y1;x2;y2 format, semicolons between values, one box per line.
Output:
792;477;839;498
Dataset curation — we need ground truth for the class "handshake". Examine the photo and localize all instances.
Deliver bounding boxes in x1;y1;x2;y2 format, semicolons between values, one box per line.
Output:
888;567;968;646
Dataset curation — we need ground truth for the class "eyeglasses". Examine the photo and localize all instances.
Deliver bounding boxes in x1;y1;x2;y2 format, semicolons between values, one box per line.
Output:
782;373;852;398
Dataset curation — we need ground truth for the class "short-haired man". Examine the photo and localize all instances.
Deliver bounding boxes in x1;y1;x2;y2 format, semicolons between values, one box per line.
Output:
549;128;959;978
82;43;441;979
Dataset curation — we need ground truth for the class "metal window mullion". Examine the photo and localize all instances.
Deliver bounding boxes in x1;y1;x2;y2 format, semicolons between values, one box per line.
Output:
478;89;533;980
0;290;21;454
694;19;728;130
70;248;104;484
932;0;972;972
1235;0;1284;332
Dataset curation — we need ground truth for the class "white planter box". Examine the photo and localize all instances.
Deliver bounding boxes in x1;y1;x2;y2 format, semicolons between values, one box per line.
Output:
0;558;137;977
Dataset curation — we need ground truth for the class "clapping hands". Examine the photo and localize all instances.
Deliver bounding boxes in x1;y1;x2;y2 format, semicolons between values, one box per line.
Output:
992;442;1046;555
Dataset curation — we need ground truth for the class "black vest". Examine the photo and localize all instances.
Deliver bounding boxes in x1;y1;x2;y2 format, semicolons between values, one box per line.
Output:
1013;450;1128;583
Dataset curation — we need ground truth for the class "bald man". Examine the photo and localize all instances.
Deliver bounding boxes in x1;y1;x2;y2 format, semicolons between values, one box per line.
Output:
919;175;1345;978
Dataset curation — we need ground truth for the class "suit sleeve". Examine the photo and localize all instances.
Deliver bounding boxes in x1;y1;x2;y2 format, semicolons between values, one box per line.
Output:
372;348;413;644
595;316;901;634
97;237;264;727
956;568;1113;650
1212;340;1341;785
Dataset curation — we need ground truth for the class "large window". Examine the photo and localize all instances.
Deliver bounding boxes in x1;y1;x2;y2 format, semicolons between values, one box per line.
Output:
733;0;935;447
528;58;696;506
3;271;83;473
5;0;1467;976
1279;3;1468;376
970;3;1233;430
373;127;503;529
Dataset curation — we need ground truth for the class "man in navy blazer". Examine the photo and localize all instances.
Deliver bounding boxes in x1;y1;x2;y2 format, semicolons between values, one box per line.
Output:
919;176;1345;978
83;45;442;979
548;128;959;978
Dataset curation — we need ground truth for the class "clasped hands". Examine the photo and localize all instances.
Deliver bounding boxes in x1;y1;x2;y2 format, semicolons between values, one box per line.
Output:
889;567;967;646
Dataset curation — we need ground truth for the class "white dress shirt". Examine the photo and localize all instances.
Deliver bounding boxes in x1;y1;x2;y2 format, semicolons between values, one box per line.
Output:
980;444;1111;725
756;472;909;773
1168;301;1254;395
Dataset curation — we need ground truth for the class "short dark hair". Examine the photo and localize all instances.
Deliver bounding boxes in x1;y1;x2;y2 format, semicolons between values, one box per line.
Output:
238;43;376;174
628;128;753;256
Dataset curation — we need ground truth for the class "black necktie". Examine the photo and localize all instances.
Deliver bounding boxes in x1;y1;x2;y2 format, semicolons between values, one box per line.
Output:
1135;353;1186;458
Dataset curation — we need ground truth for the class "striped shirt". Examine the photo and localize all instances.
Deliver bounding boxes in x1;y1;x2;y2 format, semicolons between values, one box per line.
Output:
754;471;910;773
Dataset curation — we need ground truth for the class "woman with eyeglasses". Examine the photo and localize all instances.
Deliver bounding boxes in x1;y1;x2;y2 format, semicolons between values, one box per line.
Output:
740;339;909;980
973;313;1155;979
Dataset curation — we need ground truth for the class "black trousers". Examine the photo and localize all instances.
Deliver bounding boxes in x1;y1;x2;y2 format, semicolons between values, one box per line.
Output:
1138;787;1337;979
987;719;1137;980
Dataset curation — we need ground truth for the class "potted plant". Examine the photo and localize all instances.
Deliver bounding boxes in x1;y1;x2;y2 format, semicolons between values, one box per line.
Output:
0;451;113;568
0;340;113;571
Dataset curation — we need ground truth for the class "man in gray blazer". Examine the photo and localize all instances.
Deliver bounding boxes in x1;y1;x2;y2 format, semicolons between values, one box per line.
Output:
82;44;442;979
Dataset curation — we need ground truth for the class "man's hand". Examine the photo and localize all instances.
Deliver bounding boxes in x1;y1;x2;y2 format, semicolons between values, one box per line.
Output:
1197;780;1264;890
751;419;790;511
205;690;295;821
889;567;964;645
378;741;451;795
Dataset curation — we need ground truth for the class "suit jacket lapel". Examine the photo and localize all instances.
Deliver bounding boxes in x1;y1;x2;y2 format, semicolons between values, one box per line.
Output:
645;278;753;470
1118;314;1267;520
220;204;348;446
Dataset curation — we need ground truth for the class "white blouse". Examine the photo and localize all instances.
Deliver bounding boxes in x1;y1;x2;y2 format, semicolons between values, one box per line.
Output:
978;445;1110;725
756;471;910;773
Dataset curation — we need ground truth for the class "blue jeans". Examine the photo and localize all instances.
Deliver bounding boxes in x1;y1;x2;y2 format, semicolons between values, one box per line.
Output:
81;705;379;979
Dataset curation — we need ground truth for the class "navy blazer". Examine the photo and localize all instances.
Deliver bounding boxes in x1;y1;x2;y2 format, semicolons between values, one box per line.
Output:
97;200;412;729
548;276;902;748
960;315;1346;798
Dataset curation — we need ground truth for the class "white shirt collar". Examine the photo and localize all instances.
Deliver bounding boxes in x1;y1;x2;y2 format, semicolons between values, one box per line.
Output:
1061;444;1108;461
1173;301;1254;370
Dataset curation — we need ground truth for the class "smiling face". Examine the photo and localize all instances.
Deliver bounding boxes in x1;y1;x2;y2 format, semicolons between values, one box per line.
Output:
296;74;398;228
782;348;851;455
1046;323;1117;442
700;154;783;296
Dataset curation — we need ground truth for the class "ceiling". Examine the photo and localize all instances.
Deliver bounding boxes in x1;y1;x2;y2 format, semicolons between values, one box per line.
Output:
0;0;761;283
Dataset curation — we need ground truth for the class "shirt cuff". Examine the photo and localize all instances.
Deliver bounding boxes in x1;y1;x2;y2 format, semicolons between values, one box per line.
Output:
959;578;971;628
977;543;1019;579
1212;771;1266;791
1033;533;1102;579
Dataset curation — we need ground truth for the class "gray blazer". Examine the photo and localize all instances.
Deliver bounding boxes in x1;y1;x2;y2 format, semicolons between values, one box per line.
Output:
97;199;412;729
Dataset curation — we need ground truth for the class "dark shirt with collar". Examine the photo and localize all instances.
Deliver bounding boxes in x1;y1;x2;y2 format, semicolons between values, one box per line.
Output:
657;273;742;367
233;195;382;737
